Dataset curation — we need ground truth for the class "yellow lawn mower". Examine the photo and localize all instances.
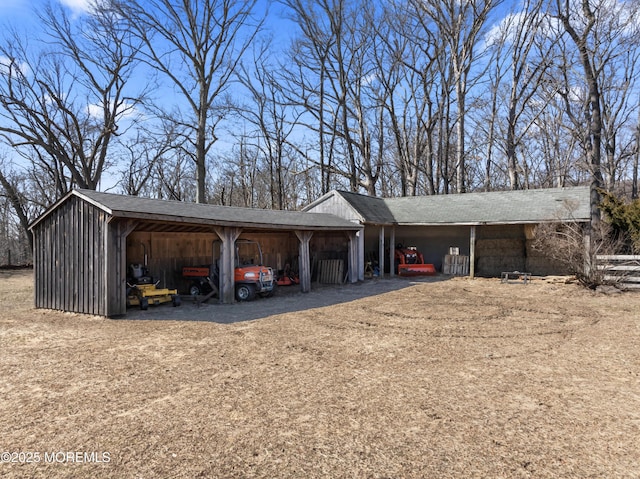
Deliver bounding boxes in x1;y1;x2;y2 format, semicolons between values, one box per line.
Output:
126;262;181;310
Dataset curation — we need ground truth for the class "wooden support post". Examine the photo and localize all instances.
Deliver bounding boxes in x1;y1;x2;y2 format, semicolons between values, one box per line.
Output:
295;230;313;293
358;230;365;281
107;219;138;317
470;225;476;279
378;226;385;278
346;231;359;283
215;227;243;304
389;226;396;277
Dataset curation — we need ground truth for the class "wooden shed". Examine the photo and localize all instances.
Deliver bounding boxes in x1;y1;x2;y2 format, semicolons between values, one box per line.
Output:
30;189;362;317
304;186;592;279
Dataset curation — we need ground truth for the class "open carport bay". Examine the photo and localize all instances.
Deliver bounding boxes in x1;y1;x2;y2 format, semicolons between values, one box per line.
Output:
126;229;352;297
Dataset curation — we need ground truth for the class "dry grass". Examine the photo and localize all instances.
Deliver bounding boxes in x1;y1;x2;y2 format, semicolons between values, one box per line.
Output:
1;269;639;478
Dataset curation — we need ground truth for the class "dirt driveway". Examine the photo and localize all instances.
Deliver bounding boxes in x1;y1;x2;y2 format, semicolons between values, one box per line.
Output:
1;269;639;478
124;275;444;323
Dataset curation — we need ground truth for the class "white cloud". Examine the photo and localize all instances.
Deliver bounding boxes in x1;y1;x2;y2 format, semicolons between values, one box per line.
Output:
485;12;527;47
87;100;139;121
59;0;92;14
0;56;30;78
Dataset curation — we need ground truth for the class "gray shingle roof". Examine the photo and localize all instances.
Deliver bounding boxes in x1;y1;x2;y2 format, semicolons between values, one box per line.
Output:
331;186;591;225
33;189;362;231
327;191;395;224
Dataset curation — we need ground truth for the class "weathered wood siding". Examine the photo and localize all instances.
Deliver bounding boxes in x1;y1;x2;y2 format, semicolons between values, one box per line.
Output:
305;194;363;222
33;196;109;316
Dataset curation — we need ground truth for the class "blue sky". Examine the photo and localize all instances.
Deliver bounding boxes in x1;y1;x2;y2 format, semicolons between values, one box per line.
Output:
0;0;277;35
1;0;91;15
0;0;37;24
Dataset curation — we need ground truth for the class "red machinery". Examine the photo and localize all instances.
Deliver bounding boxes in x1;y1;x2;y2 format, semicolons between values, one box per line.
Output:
182;240;274;301
394;245;436;276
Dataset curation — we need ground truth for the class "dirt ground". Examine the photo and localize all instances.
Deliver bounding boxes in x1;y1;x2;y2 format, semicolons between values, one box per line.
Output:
1;269;639;478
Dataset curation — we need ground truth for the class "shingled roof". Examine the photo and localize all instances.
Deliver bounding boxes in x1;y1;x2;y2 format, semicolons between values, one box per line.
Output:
31;189;362;232
308;186;591;225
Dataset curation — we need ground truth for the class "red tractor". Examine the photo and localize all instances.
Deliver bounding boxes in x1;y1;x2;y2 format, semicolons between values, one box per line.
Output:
394;244;436;276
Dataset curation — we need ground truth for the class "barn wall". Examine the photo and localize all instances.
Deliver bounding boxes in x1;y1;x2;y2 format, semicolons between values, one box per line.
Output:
310;231;351;281
33;196;108;315
105;219;132;317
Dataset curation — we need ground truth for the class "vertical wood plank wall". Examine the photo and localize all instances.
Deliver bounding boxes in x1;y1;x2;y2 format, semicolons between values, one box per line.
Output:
34;197;109;316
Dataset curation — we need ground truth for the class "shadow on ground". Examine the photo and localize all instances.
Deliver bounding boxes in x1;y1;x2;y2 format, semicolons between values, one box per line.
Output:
121;275;452;324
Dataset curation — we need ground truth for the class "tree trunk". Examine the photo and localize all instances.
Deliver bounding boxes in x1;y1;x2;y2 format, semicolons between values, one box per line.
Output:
0;169;33;252
633;124;639;199
558;1;604;226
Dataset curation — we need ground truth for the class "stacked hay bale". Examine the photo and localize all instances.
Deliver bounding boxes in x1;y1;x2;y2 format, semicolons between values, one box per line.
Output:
523;225;566;275
475;237;526;276
474;225;569;277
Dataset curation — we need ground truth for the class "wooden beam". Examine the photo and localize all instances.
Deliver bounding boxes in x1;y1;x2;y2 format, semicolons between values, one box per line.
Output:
358;230;365;281
106;219;139;317
295;230;314;293
389;226;396;277
378;226;385;278
214;227;243;304
470;225;476;279
346;231;359;283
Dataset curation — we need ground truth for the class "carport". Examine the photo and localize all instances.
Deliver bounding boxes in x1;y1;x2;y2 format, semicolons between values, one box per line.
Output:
30;189;362;317
304;186;591;278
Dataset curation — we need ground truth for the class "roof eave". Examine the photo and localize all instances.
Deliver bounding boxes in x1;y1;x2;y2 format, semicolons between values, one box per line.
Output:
29;189;114;231
109;210;362;231
393;218;590;227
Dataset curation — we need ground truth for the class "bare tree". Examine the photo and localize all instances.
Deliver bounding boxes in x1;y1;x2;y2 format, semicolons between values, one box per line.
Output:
116;0;263;204
552;0;605;224
235;44;304;209
0;159;32;252
413;0;501;193
210;139;260;207
0;1;143;196
116;123;182;196
281;0;383;194
599;39;640;193
497;0;554;189
633;117;640;199
378;1;440;196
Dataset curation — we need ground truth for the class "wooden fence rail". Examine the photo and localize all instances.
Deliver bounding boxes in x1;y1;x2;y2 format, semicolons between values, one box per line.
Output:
595;255;640;289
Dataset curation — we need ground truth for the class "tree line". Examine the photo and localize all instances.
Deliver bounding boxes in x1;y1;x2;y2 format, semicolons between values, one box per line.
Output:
1;0;639;263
